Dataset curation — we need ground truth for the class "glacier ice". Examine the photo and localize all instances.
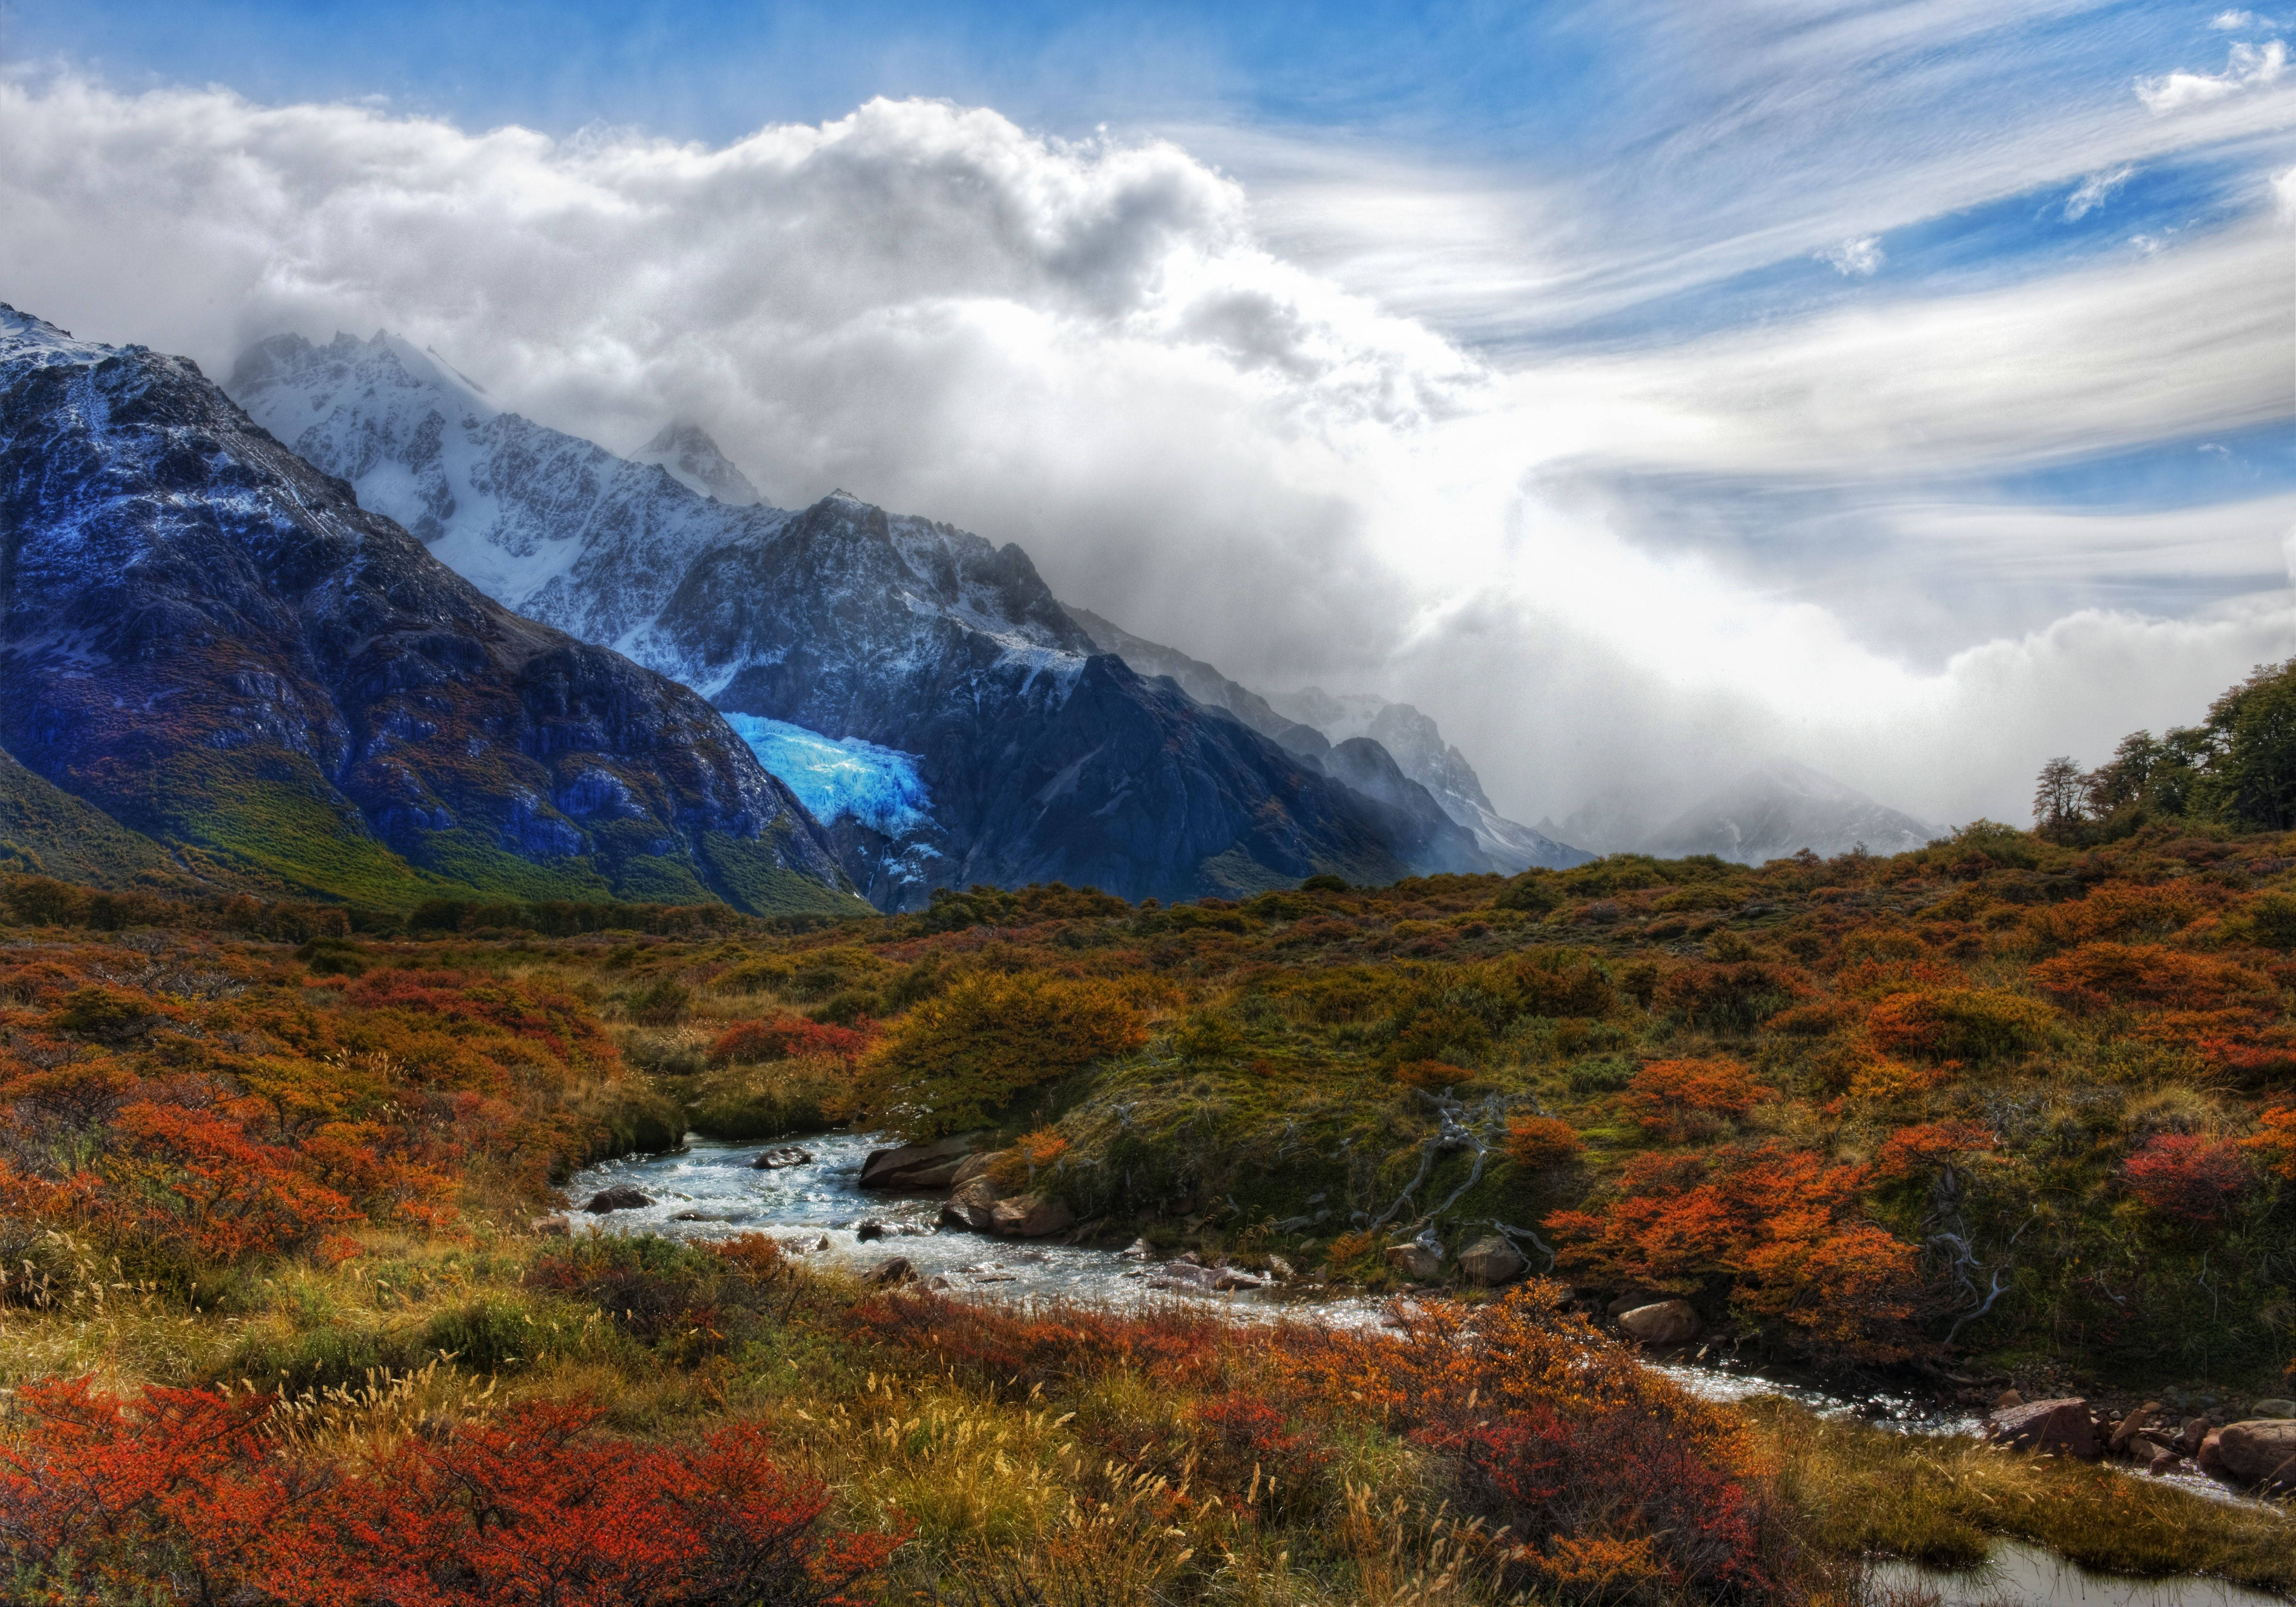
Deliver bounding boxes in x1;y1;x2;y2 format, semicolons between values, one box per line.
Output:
723;714;933;837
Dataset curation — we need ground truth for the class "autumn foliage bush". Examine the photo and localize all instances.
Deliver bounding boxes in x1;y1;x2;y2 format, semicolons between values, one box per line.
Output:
1620;1058;1773;1143
1547;1143;1924;1361
708;1016;871;1066
858;972;1146;1139
2121;1134;2254;1224
1504;1115;1584;1169
0;1379;897;1606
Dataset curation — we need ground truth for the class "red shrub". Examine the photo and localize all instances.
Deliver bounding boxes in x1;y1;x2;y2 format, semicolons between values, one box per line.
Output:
2122;1134;2252;1224
710;1016;872;1066
0;1380;899;1607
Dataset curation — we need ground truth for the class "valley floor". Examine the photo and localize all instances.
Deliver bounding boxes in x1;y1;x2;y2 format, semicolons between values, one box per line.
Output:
2;821;2293;1603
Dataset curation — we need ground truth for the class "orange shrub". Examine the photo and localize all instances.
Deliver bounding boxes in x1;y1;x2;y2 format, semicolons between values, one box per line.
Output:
1621;1058;1773;1143
2243;1106;2296;1181
2024;884;2221;951
1545;1141;1923;1361
2029;942;2275;1014
1504;1116;1583;1169
1870;1120;1996;1182
1394;1058;1474;1090
1654;962;1812;1035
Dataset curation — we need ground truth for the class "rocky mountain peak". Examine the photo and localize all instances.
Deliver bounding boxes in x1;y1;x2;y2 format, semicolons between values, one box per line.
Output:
633;420;761;507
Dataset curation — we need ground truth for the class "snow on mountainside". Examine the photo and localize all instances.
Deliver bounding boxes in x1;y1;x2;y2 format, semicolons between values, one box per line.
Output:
632;422;762;507
0;305;855;914
1645;758;1938;864
230;332;786;647
226;332;1443;909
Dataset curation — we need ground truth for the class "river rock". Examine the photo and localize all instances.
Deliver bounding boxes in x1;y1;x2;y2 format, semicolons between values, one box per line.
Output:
2147;1444;2182;1475
752;1146;812;1170
858;1137;976;1192
940;1175;1001;1232
867;1257;917;1287
855;1220;885;1242
2251;1398;2296;1419
950;1151;998;1188
1457;1236;1525;1286
2109;1401;2163;1454
582;1185;652;1214
2198;1419;2296;1487
1616;1300;1700;1346
990;1194;1074;1238
529;1214;570;1236
1985;1398;2099;1460
1384;1243;1443;1281
1119;1238;1153;1260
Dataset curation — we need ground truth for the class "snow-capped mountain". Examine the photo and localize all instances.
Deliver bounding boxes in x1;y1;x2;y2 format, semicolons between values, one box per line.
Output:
1644;758;1938;863
229;331;1443;908
632;421;762;506
0;306;855;914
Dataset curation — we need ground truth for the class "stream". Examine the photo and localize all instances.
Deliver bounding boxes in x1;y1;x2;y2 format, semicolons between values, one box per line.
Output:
566;1134;2291;1602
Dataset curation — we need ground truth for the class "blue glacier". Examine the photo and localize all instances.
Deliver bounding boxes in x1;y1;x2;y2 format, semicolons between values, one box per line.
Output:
722;713;933;837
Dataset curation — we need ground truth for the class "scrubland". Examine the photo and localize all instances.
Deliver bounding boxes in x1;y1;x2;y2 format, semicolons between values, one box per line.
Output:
2;812;2294;1603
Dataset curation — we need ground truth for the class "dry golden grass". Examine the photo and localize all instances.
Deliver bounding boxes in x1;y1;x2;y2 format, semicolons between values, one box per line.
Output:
1751;1396;2296;1591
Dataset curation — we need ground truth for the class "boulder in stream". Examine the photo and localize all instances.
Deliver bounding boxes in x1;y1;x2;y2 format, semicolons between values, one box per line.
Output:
1458;1235;1525;1286
858;1137;975;1191
990;1194;1074;1238
582;1185;652;1214
940;1175;1000;1232
752;1146;813;1170
2198;1419;2296;1490
1616;1300;1700;1346
1985;1398;2099;1460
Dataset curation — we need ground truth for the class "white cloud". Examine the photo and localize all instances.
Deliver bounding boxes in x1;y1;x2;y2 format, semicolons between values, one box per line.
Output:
0;73;2287;829
2213;10;2269;30
2137;38;2288;112
2063;164;2134;219
1818;235;1886;275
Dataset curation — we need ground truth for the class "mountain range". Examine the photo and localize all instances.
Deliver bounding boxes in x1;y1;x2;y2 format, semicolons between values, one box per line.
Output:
228;329;1583;907
0;306;858;915
1539;757;1940;865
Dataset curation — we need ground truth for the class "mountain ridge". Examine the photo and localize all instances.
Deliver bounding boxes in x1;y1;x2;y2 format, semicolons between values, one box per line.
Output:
0;305;860;915
228;332;1457;908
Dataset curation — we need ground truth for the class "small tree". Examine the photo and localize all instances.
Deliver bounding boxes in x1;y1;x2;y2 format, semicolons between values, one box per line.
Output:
2031;756;2088;840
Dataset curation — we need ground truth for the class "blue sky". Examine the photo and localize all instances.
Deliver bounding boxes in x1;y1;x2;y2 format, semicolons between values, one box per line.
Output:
0;1;2292;821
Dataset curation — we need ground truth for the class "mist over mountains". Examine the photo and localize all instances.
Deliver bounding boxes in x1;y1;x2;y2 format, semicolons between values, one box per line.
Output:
227;327;1587;909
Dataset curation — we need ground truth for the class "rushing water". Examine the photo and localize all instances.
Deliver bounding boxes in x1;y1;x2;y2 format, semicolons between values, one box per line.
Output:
566;1132;2287;1576
564;1131;1368;1315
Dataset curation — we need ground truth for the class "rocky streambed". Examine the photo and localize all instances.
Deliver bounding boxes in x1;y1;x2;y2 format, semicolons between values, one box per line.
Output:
560;1131;2296;1509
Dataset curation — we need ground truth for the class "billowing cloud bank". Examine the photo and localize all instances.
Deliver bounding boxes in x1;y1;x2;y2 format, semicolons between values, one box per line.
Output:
0;73;2286;828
